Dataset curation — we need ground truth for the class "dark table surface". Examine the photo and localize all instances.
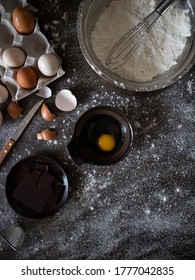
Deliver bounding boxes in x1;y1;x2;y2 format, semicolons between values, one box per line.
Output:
0;0;195;260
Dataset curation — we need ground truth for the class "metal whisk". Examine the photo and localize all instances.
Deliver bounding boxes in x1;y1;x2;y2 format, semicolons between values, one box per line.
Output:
106;0;176;69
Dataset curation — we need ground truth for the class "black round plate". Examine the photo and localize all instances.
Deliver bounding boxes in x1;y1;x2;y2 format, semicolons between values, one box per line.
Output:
5;155;68;219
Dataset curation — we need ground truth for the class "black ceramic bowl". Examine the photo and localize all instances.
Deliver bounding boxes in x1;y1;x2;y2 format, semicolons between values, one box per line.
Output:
5;155;68;219
67;106;133;165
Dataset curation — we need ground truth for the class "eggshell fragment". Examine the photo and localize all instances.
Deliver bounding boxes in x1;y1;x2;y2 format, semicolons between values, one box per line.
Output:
37;129;56;141
16;67;39;89
36;86;52;99
2;47;26;68
41;103;56;122
55;89;77;112
0;110;3;126
7;101;23;119
12;7;36;35
38;53;60;77
0;84;9;103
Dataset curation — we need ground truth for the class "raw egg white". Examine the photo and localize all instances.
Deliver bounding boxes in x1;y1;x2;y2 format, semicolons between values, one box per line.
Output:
0;84;9;103
2;47;26;68
55;89;77;112
38;53;60;77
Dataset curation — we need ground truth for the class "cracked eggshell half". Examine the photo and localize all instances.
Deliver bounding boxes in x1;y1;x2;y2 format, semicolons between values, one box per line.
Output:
36;86;52;99
55;89;77;112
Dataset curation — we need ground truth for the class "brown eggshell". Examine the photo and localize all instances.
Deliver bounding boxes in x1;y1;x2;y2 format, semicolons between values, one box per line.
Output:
7;101;23;119
37;133;43;140
41;103;56;122
12;7;36;35
37;129;56;141
16;67;39;89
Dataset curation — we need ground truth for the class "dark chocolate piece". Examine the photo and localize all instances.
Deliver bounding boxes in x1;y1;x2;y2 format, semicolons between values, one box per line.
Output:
35;163;49;172
30;171;41;183
39;172;55;186
29;183;40;196
38;189;52;202
23;192;45;213
12;186;26;201
18;173;34;190
47;186;64;204
22;192;37;207
38;181;52;191
30;198;46;213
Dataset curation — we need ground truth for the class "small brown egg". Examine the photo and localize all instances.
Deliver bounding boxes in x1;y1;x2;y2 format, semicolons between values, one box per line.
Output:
16;67;39;89
12;7;36;35
7;101;23;119
37;129;56;141
41;103;56;122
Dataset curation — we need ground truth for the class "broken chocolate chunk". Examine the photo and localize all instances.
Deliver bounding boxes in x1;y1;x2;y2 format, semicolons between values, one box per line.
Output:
30;198;46;213
39;189;52;201
12;186;26;201
30;171;41;183
35;163;49;172
18;173;34;190
39;172;55;186
38;181;52;191
21;192;45;213
29;183;40;196
47;185;64;205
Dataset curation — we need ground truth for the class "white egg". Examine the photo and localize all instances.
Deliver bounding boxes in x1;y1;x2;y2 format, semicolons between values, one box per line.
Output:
37;53;60;77
2;47;26;68
0;84;9;103
55;89;77;112
0;110;3;126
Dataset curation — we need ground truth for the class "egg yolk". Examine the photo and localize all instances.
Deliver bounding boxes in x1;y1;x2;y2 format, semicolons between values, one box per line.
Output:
97;134;116;152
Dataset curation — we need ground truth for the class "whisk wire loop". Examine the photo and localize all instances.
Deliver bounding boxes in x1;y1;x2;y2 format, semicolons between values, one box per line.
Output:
106;0;176;69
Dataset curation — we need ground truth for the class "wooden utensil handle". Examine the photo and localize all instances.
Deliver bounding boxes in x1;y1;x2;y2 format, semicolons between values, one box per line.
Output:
0;139;15;166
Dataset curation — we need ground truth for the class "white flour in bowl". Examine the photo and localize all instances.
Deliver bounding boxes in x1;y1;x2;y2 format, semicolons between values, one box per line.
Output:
91;0;191;82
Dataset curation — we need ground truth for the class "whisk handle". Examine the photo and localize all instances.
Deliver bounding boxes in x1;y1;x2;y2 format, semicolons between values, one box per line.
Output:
155;0;176;15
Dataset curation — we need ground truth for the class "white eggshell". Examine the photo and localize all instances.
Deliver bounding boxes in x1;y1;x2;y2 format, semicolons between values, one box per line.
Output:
37;53;60;77
2;47;26;68
0;85;9;103
0;110;3;126
36;86;52;99
55;89;77;112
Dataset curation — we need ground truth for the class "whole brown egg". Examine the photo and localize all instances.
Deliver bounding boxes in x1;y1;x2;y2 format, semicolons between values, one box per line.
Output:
16;67;39;89
12;7;36;35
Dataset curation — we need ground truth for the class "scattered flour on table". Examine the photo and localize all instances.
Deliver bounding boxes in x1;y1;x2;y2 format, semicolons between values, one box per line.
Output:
91;0;191;82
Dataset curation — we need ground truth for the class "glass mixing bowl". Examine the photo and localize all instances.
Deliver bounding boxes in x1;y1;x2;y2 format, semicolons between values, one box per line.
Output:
77;0;195;92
